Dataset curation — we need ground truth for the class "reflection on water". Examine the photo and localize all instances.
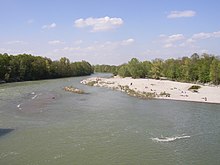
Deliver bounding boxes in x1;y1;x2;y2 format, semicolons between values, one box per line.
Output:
0;129;14;137
0;74;220;165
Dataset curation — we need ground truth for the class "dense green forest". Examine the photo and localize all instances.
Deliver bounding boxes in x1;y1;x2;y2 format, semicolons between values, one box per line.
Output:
0;53;93;83
2;53;220;85
94;53;220;85
94;64;117;74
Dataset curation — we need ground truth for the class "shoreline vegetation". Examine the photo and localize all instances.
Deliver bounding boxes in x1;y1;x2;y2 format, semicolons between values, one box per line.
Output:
81;76;220;104
94;53;220;85
88;53;220;104
1;53;220;104
0;53;93;83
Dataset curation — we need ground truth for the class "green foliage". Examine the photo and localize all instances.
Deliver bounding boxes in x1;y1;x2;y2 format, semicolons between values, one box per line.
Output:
94;64;117;74
198;54;213;83
142;60;152;77
210;58;220;85
179;57;191;81
128;58;145;78
118;85;156;99
117;64;131;77
188;85;201;93
0;53;93;82
188;85;201;90
111;53;220;85
151;59;163;79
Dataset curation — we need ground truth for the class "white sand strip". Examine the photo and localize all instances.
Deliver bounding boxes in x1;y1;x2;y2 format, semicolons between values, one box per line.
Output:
81;77;220;104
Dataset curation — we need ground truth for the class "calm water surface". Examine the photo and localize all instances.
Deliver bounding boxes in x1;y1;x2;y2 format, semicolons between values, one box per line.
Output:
0;74;220;165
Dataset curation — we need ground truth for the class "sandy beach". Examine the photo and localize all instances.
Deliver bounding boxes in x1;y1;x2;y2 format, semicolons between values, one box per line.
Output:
81;76;220;104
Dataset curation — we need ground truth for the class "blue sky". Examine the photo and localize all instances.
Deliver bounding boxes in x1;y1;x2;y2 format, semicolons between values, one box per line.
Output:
0;0;220;65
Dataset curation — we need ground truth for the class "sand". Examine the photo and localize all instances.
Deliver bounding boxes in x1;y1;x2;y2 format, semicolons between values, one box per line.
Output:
81;76;220;104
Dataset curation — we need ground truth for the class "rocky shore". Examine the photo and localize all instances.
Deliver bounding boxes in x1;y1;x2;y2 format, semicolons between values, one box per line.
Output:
81;76;220;104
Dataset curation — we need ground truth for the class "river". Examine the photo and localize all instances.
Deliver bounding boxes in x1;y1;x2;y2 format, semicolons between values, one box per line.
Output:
0;73;220;165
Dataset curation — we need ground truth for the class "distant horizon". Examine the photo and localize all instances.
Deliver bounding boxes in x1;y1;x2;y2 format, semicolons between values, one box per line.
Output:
1;0;220;65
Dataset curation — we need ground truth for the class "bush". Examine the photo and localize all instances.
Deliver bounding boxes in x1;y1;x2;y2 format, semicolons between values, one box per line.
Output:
188;85;201;90
188;85;201;93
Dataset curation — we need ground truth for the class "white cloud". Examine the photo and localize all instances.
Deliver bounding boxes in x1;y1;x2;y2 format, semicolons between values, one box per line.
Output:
52;39;134;58
213;31;220;38
166;34;185;42
155;30;220;57
47;38;136;64
121;38;135;45
177;31;220;49
186;38;195;43
27;19;34;24
167;10;196;18
42;23;56;29
164;43;174;48
191;31;220;41
61;38;134;53
159;34;185;48
48;40;65;45
74;16;123;32
63;46;81;51
192;32;211;40
6;40;27;45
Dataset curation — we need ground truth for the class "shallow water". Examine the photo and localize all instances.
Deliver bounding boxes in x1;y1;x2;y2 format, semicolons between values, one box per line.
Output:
0;73;220;165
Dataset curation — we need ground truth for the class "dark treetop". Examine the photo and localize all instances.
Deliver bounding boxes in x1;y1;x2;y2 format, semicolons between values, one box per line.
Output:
0;53;93;83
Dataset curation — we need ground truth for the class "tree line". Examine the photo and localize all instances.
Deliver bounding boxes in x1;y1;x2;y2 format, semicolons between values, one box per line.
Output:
94;64;117;74
0;53;93;83
94;53;220;85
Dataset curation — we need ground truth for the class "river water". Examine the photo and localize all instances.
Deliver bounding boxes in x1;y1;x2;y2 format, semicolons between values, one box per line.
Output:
0;73;220;165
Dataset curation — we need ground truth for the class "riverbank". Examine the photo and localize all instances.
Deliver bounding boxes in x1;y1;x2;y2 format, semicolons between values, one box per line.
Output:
81;76;220;104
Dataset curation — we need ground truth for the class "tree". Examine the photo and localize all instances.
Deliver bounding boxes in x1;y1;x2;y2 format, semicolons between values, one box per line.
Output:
94;64;117;73
0;53;93;82
128;58;145;78
142;60;152;77
210;58;220;85
198;54;214;83
179;57;191;82
118;64;131;77
0;53;10;81
80;61;94;75
8;55;20;81
59;57;71;76
151;59;163;79
188;54;200;82
163;59;178;80
31;56;48;80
